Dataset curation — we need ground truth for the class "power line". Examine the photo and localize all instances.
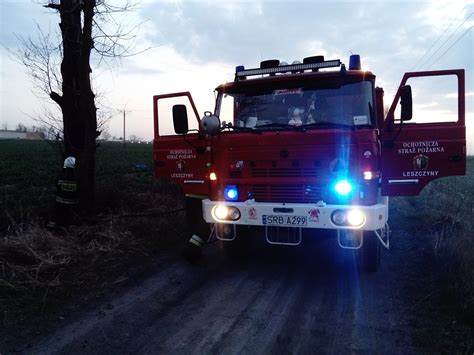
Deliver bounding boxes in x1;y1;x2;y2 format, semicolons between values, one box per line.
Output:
412;4;470;71
421;12;473;69
428;25;473;69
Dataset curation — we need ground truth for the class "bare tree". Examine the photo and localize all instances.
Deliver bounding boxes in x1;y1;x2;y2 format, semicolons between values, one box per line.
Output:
100;129;112;141
15;0;142;212
16;123;28;132
128;134;142;142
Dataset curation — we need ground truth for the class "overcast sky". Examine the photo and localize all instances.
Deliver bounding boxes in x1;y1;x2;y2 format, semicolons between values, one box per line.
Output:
0;0;473;152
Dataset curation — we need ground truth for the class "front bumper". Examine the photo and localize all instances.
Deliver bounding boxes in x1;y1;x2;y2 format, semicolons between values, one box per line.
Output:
202;199;388;231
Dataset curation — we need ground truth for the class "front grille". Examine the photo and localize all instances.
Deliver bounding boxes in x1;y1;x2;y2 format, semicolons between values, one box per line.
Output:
251;168;319;178
229;171;243;178
251;184;323;203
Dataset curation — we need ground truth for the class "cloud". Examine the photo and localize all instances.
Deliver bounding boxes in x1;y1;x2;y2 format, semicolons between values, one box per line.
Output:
0;0;472;149
139;0;276;65
0;2;56;48
416;0;472;29
415;102;440;109
411;107;458;123
100;44;234;139
446;91;474;98
137;1;443;98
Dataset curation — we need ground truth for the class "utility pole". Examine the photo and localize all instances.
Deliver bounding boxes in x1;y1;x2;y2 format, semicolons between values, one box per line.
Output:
122;109;132;147
120;107;131;148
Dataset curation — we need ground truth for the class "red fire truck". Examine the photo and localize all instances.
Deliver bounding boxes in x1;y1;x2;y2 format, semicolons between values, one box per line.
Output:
153;55;466;271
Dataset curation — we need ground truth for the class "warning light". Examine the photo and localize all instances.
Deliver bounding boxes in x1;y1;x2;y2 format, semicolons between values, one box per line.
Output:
334;180;353;196
363;171;373;180
224;185;239;201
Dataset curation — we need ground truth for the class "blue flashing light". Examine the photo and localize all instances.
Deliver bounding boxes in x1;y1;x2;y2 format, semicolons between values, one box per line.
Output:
235;65;245;73
224;185;239;201
349;54;361;70
334;180;353;196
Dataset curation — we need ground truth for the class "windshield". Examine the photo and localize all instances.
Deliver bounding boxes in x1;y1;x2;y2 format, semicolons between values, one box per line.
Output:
218;81;374;130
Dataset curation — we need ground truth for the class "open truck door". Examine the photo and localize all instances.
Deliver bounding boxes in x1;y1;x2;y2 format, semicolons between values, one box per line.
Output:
381;70;466;196
153;92;211;197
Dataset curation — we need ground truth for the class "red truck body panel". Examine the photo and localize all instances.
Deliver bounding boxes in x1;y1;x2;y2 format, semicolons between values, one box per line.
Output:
153;92;210;197
381;69;465;195
152;67;466;201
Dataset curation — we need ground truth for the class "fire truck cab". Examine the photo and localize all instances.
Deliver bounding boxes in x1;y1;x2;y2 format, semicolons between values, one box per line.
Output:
153;55;466;271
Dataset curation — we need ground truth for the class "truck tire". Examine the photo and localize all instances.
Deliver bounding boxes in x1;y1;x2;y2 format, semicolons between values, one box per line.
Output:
360;231;381;272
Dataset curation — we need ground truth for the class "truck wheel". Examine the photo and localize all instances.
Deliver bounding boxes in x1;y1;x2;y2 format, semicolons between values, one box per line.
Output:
360;231;381;272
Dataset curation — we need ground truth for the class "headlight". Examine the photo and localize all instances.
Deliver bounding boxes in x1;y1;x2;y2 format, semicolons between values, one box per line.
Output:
331;210;347;225
347;209;365;227
227;207;241;220
331;209;365;227
212;205;241;221
213;205;229;220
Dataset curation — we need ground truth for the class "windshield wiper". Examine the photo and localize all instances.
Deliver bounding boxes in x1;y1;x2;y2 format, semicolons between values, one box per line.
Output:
231;125;254;131
228;125;263;134
297;122;353;131
255;123;299;130
230;122;353;132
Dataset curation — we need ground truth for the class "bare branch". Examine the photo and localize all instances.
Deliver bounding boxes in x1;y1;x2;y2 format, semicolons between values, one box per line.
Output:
21;105;64;135
90;1;152;61
50;91;63;107
44;4;60;10
11;24;62;102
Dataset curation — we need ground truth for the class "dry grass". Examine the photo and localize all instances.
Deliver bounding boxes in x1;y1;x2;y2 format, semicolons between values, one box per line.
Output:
0;141;187;328
0;184;187;328
391;157;474;321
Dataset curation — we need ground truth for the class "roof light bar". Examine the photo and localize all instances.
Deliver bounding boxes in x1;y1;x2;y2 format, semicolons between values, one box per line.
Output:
235;59;341;80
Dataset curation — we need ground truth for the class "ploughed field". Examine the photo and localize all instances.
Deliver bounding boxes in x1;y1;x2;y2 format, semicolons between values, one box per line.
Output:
0;140;153;229
0;140;472;353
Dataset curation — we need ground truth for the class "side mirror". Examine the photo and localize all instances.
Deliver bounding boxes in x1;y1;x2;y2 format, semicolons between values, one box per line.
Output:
375;87;384;129
400;85;413;121
172;104;189;134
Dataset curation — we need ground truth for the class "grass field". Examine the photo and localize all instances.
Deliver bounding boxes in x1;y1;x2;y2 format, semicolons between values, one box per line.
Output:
0;139;472;328
391;156;474;321
0;140;154;228
0;140;188;327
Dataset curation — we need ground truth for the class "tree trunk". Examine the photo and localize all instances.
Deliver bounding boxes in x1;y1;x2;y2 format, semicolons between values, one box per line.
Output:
55;0;97;213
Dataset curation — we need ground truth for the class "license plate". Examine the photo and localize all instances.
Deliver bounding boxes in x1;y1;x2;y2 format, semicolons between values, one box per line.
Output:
262;215;307;226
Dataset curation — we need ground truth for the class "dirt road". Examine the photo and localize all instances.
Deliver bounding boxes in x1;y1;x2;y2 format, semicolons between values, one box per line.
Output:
6;231;468;354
